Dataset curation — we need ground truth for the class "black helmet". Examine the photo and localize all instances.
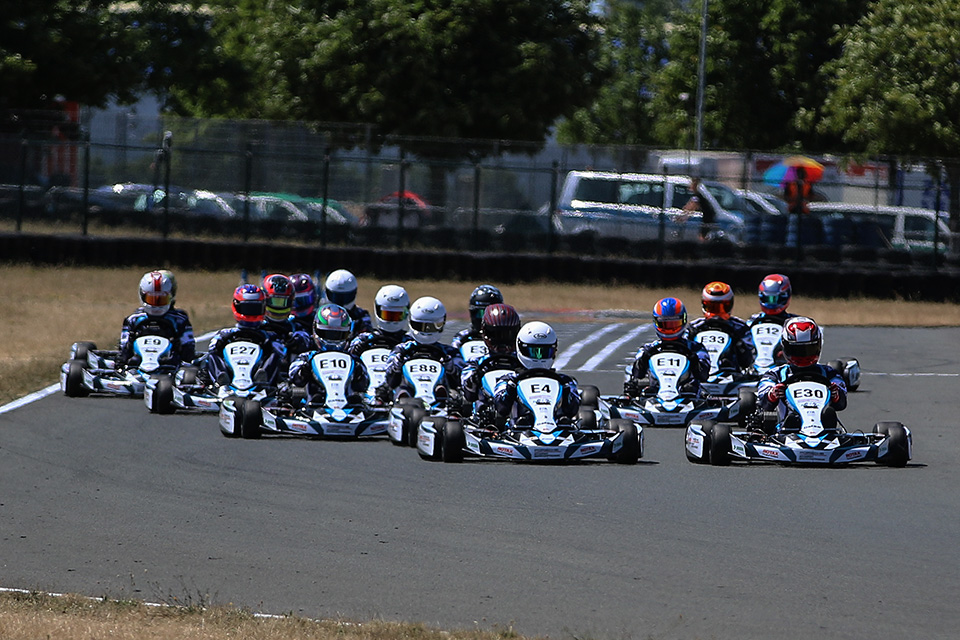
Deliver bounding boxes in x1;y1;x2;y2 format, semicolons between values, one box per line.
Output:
481;303;521;353
468;284;503;331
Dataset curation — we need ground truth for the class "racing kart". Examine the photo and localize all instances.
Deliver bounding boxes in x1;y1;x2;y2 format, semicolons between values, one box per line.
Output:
684;371;910;466
750;319;862;391
386;353;454;447
144;334;273;414
692;324;756;397
601;348;742;428
61;329;177;398
219;350;389;439
416;372;642;464
357;344;393;405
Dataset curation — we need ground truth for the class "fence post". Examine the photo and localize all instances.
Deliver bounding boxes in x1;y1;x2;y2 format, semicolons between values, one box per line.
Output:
548;161;558;253
658;169;667;263
243;143;253;242
161;131;172;240
81;130;91;236
397;147;407;249
321;145;331;248
16;140;26;232
472;160;481;251
934;162;943;269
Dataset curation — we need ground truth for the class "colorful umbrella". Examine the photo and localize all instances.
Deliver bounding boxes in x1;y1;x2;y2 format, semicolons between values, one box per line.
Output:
763;156;824;187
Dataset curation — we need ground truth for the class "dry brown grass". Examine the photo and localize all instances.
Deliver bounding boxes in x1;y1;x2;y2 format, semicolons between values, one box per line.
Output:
3;264;960;406
0;590;528;640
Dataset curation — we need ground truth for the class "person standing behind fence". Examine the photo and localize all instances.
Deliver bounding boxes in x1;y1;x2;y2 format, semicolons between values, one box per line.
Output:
784;166;811;215
682;177;717;241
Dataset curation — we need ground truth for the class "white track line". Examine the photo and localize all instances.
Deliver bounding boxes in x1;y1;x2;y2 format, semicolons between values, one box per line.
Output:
553;323;622;370
0;330;221;416
576;324;650;372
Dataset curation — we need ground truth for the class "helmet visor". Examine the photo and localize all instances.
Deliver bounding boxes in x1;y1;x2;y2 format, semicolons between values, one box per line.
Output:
410;319;444;333
378;307;408;323
327;289;355;306
655;317;685;334
316;328;351;343
760;292;787;308
266;295;291;310
143;291;172;307
519;343;556;361
234;300;264;319
703;300;730;315
784;340;820;360
293;291;316;310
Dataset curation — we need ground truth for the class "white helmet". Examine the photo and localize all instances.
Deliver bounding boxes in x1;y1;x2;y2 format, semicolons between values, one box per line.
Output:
375;284;410;333
409;296;446;344
324;269;358;309
139;270;175;316
516;321;558;369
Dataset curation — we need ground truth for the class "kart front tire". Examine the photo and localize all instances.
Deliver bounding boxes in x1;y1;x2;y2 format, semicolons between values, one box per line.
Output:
580;385;600;409
73;341;97;361
441;420;466;463
611;419;640;464
874;421;909;467
405;406;426;447
708;421;732;466
64;359;89;397
154;375;175;415
737;388;757;428
579;408;597;431
240;399;263;439
221;395;241;438
178;365;199;386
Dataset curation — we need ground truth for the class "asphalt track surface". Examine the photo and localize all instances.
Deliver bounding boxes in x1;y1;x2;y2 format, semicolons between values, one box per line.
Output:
1;324;958;640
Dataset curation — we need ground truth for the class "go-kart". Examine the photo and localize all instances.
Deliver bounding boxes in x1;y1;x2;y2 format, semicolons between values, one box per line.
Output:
219;349;389;439
416;371;642;464
357;344;393;405
61;328;177;398
684;371;910;466
749;319;862;391
144;334;274;414
692;324;756;397
385;353;454;447
598;348;742;428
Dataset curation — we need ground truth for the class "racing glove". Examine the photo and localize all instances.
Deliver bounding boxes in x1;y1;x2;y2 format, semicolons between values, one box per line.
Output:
829;382;842;403
623;379;644;398
375;383;393;404
768;383;787;403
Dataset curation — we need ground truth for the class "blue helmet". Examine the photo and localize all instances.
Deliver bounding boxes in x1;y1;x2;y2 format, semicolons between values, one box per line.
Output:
653;297;687;340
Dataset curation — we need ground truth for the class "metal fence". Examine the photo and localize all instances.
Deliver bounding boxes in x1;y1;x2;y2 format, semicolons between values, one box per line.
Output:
1;109;956;267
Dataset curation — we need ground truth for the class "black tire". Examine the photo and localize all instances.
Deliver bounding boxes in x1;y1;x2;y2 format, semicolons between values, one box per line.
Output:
240;399;263;439
874;421;909;467
419;416;445;459
221;395;241;438
579;408;598;431
610;419;640;464
405;406;426;447
154;375;176;414
64;359;89;397
708;421;732;466
737;387;757;428
686;420;712;464
580;385;600;408
178;365;199;386
73;341;97;361
441;420;466;463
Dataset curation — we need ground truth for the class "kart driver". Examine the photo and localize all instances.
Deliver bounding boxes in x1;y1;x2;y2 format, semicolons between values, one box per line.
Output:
262;273;312;357
286;303;369;407
493;321;581;424
117;269;195;369
347;284;413;356
378;296;465;403
746;273;798;366
288;272;319;333
686;281;756;372
624;297;711;398
323;269;373;337
757;316;847;429
451;284;504;362
460;303;523;413
201;284;288;387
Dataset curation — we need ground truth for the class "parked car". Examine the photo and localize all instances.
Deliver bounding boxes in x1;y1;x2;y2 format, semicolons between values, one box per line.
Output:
362;190;440;228
807;202;953;253
737;189;788;216
550;171;745;244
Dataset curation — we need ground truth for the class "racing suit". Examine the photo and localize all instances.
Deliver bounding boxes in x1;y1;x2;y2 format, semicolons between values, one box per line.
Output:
201;325;287;387
287;343;370;407
346;328;412;357
460;352;523;415
346;305;374;337
451;328;488;362
493;368;581;425
757;363;847;430
625;338;711;397
687;315;757;372
381;340;465;401
263;317;312;358
117;307;195;369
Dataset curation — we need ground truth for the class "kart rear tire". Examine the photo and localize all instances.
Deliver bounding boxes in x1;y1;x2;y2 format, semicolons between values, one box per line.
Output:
828;359;860;392
579;408;597;431
73;341;97;361
580;385;600;409
441;420;466;463
154;375;176;414
611;419;640;464
708;421;732;466
874;421;909;467
64;359;89;397
737;388;757;428
240;398;263;439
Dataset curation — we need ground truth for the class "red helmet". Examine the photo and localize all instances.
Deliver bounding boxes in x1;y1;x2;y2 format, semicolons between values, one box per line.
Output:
702;281;734;319
262;273;294;321
782;316;822;367
653;297;687;340
759;274;791;313
233;284;266;327
481;303;521;353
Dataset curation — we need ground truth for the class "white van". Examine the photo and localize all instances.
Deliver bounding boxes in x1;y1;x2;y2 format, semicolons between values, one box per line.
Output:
551;171;745;243
807;202;953;253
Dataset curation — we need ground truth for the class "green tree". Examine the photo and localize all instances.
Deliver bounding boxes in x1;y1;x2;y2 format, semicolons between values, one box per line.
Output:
647;0;867;150
819;0;960;231
555;0;672;147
